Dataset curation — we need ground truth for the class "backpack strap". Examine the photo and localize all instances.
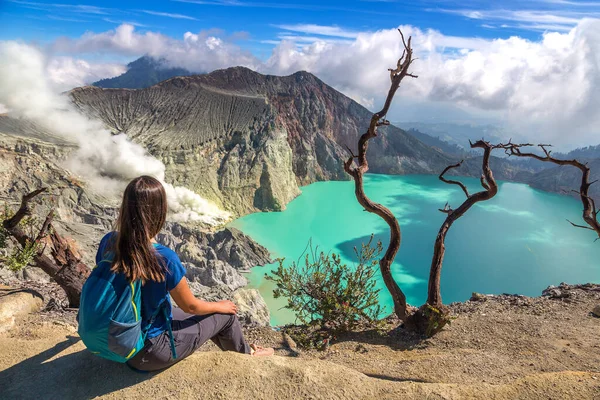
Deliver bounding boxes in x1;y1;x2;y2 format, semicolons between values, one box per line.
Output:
163;306;177;360
141;296;178;360
142;298;169;334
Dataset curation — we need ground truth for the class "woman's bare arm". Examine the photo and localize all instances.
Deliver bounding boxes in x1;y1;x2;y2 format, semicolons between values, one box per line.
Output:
170;277;237;315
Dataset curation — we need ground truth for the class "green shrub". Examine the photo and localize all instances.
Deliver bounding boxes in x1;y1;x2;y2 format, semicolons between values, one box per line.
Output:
6;239;39;272
0;202;41;272
266;235;383;333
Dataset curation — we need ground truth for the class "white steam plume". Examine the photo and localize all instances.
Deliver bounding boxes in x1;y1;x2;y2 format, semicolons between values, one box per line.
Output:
0;41;230;226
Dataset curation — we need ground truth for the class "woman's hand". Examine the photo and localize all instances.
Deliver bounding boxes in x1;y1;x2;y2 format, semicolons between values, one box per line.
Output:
171;277;238;316
214;300;238;315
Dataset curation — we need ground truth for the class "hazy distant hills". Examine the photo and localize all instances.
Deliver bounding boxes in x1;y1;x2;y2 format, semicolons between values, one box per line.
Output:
93;56;192;89
401;122;511;149
404;128;473;157
528;159;600;201
527;146;600;201
556;145;600;161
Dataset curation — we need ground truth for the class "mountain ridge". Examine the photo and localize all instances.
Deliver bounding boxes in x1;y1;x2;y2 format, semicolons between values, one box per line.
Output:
71;66;458;216
93;56;193;89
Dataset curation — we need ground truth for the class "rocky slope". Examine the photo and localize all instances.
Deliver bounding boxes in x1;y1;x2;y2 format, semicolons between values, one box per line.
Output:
0;127;272;325
69;67;456;216
157;223;271;325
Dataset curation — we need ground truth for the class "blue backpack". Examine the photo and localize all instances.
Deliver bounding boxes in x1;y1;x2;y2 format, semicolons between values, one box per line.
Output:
77;254;177;363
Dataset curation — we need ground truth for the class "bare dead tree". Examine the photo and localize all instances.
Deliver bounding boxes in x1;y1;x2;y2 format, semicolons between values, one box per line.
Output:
2;188;90;307
427;140;499;308
344;29;418;321
496;142;600;240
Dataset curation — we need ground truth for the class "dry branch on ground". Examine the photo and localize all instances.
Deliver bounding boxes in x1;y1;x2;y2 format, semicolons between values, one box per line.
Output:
2;188;89;306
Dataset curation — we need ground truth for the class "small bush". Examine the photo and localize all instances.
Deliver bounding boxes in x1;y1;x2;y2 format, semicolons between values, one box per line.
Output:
266;235;383;334
6;239;39;272
0;202;41;272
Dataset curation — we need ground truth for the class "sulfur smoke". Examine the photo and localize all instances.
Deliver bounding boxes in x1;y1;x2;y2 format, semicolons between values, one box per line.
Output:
0;41;230;226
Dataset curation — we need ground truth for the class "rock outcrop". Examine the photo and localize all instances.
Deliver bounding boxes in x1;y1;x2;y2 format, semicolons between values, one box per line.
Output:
158;223;269;284
232;288;271;327
0;287;43;332
157;223;272;325
2;300;600;400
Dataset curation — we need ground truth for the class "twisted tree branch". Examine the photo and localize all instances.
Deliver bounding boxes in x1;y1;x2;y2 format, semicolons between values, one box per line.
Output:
4;188;47;232
496;142;600;239
439;161;470;198
344;29;417;321
428;140;499;307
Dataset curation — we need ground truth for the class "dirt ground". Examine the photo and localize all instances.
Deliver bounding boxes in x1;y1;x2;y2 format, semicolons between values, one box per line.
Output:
0;283;599;399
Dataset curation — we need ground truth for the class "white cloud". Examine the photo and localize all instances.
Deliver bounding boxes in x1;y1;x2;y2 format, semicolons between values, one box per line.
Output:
438;7;599;32
260;25;493;106
52;24;260;72
275;35;353;45
0;41;230;225
274;24;361;39
47;57;126;91
103;18;150;27
539;0;600;6
415;19;600;146
140;10;199;21
9;0;112;15
461;10;584;25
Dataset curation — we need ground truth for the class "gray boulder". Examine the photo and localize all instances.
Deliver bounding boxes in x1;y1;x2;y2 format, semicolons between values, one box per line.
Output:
185;260;247;291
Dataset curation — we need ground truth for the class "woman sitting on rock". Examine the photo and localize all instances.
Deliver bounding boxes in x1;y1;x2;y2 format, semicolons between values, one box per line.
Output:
89;175;273;371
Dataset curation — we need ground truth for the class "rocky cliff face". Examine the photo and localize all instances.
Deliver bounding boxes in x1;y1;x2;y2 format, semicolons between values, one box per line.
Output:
69;67;456;216
157;223;270;294
0;126;272;325
157;223;272;326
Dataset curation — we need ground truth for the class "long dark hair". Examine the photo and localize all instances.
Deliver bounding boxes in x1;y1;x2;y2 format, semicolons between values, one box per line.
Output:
111;176;168;283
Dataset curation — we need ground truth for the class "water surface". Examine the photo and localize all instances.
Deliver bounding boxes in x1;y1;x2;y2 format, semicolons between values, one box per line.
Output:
230;174;600;325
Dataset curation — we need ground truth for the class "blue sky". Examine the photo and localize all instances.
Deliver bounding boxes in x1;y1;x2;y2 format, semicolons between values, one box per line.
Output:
1;0;598;60
1;0;599;148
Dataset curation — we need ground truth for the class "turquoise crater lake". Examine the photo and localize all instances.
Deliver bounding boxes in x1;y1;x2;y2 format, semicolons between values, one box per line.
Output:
230;174;600;326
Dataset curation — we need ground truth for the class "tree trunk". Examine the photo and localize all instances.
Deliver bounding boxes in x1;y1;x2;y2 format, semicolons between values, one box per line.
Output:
427;225;449;307
426;141;498;309
344;30;417;321
3;189;90;307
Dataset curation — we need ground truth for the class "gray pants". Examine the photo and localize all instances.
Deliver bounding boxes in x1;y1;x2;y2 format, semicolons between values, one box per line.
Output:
128;308;251;371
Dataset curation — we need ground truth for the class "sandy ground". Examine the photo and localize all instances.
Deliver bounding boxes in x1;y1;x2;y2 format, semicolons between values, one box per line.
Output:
0;284;599;399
